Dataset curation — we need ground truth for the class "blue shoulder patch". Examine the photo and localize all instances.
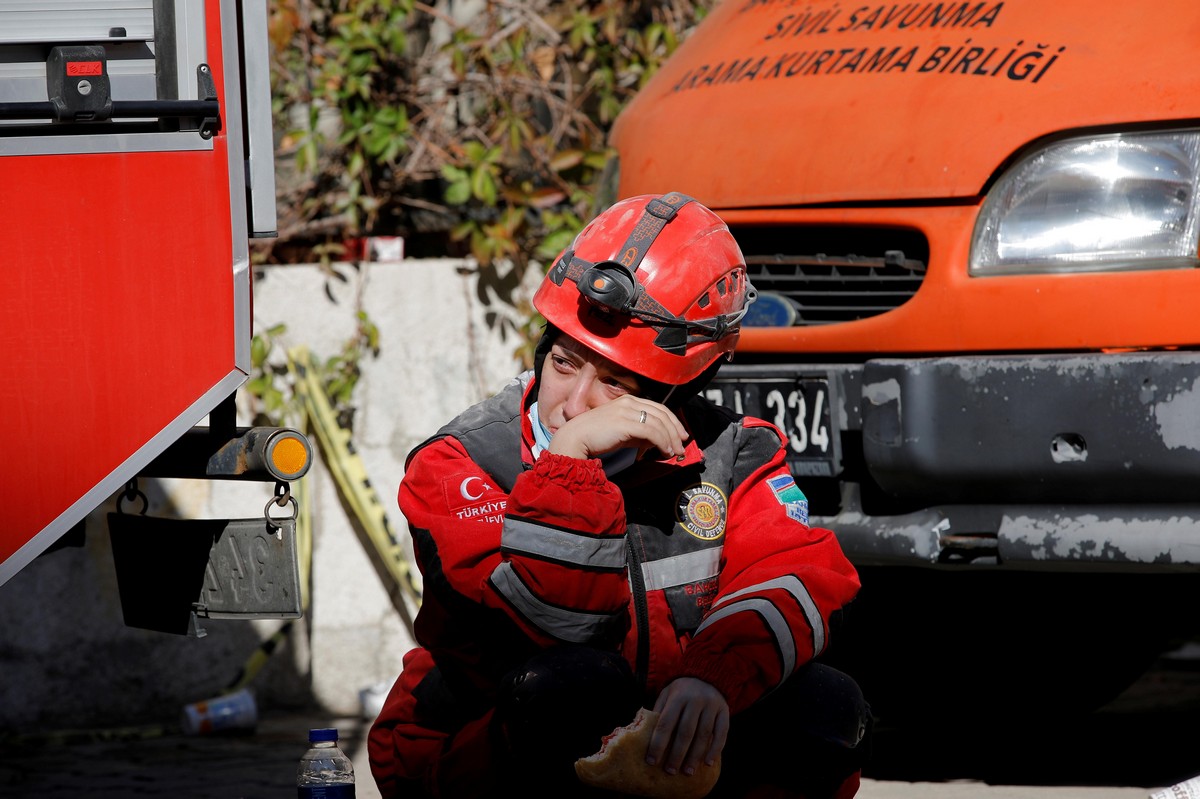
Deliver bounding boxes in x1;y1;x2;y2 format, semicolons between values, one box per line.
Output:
766;474;809;524
766;474;807;505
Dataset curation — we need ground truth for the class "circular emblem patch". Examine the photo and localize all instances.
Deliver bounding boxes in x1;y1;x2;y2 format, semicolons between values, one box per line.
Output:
675;483;728;541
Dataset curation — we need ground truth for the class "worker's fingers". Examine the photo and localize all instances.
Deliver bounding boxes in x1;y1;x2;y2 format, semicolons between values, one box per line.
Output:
549;396;689;460
645;701;682;770
648;678;729;775
631;399;688;459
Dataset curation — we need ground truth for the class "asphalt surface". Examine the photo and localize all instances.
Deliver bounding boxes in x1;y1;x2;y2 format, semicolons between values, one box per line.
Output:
1;653;1197;799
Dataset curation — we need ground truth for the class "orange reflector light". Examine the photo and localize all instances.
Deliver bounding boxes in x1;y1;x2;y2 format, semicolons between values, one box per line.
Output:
270;436;309;477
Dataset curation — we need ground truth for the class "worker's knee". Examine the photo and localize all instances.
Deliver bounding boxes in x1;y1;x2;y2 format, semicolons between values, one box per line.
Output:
495;645;640;762
780;662;872;749
719;664;873;799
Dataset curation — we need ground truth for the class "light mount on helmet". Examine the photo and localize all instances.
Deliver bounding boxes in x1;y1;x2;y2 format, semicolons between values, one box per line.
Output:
578;260;642;314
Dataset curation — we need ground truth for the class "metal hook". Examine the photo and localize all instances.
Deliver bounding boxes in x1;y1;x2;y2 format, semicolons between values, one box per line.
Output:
265;481;297;528
117;479;149;515
264;495;299;527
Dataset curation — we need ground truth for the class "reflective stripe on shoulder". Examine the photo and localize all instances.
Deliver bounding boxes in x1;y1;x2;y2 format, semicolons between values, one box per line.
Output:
501;516;627;570
490;561;622;643
640;548;721;591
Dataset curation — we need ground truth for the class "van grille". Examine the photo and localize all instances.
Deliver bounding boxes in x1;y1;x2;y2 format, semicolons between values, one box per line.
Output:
732;226;929;326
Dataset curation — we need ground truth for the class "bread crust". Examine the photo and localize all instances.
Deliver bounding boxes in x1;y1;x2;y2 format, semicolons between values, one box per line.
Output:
574;707;721;799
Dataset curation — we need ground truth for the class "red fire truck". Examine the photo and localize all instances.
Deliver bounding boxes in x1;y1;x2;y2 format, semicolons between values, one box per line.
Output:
0;1;310;637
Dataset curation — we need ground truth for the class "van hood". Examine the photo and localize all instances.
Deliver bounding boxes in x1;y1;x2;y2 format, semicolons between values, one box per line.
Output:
611;0;1200;207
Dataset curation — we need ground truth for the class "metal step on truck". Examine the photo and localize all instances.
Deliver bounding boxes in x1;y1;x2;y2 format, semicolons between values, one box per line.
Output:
0;0;312;638
609;0;1200;724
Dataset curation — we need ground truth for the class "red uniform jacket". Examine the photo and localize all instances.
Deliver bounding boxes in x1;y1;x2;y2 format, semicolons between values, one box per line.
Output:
369;376;860;798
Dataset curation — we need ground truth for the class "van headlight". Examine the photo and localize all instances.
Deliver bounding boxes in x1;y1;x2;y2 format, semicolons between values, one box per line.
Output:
969;130;1200;275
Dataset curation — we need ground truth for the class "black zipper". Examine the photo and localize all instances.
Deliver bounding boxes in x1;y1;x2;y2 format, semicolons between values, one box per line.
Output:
626;525;651;697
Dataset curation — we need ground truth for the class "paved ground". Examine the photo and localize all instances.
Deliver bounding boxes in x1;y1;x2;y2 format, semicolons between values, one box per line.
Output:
859;648;1200;799
1;653;1197;799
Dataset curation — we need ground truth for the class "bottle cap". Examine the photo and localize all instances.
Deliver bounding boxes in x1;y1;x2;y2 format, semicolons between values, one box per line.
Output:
309;728;339;743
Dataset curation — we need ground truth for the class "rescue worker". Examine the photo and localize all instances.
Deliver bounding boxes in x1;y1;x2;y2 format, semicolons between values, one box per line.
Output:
368;192;870;798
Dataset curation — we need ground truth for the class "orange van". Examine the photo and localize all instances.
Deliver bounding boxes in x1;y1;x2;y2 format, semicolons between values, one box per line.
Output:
610;0;1200;722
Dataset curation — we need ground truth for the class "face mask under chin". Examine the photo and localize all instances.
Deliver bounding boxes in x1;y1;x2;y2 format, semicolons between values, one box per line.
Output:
528;401;639;477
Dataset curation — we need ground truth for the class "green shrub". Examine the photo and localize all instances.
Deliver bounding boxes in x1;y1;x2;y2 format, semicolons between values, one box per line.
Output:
262;0;711;276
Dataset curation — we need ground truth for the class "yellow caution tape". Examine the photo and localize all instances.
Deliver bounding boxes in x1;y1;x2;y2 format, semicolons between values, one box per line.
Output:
288;347;422;633
223;620;295;694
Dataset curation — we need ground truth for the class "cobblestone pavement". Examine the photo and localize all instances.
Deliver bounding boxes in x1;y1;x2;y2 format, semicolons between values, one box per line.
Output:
2;656;1197;799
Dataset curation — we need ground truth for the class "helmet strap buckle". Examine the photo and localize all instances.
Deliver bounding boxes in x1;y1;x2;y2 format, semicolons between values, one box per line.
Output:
653;325;689;355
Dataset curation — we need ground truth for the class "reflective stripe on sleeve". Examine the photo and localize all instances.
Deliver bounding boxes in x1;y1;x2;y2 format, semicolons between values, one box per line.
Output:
501;516;627;569
640;548;721;591
695;575;826;680
696;597;796;685
490;561;622;643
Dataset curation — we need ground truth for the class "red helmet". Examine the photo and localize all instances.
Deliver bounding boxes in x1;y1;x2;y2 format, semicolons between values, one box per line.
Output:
532;192;754;386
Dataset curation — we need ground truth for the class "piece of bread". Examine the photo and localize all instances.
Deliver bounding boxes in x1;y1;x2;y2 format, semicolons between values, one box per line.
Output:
574;707;722;799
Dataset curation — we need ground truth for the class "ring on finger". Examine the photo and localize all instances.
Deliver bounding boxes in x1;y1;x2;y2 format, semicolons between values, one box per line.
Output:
638;410;648;424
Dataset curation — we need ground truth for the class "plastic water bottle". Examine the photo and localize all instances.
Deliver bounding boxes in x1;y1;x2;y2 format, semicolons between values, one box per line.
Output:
297;728;356;798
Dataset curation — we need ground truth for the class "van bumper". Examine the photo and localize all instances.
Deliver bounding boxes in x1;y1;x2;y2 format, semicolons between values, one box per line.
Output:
718;352;1200;570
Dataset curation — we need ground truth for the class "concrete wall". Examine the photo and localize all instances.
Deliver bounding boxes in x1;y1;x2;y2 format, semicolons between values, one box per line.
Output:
0;257;540;730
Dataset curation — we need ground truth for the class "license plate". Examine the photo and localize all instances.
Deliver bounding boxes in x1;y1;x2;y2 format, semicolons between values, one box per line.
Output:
703;377;837;476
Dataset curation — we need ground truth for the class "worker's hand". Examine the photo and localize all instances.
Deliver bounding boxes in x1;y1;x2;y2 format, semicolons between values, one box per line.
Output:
646;677;730;777
547;395;688;461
